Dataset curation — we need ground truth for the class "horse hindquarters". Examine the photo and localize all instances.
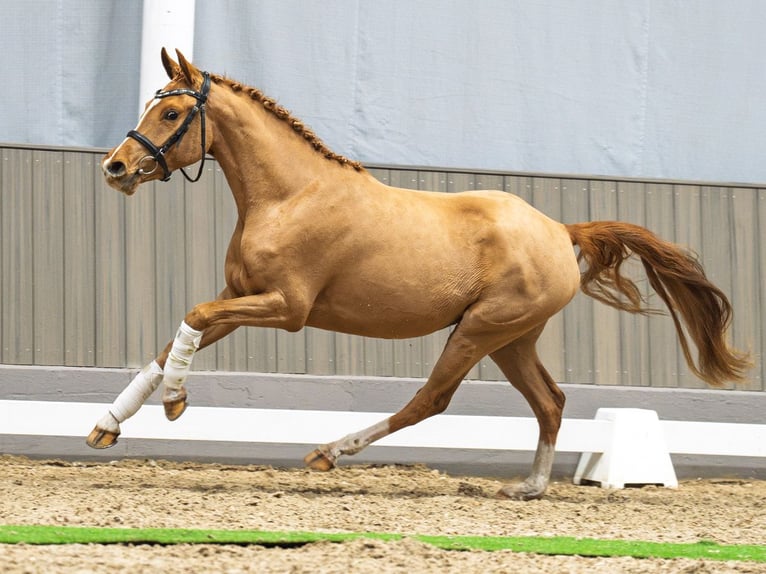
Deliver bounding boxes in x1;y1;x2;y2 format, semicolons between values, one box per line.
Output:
566;221;751;386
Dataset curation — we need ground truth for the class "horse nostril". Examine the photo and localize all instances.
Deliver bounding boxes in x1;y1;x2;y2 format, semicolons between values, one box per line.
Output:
106;160;126;177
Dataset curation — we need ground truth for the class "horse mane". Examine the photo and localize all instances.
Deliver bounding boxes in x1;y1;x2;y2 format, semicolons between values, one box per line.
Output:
209;74;365;172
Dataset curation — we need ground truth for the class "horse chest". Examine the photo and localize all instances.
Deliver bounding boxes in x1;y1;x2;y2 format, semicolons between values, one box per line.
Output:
225;234;306;296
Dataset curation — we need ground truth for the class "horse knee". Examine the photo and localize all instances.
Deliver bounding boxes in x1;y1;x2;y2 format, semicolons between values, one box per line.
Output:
185;303;210;331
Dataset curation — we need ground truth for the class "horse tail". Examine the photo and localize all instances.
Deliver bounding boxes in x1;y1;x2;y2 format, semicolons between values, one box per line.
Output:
566;221;751;387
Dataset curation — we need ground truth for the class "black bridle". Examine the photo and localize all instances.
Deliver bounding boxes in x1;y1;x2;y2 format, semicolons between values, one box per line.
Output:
127;71;211;183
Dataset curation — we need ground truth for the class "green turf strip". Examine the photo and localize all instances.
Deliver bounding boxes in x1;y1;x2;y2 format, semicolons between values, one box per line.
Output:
1;525;764;563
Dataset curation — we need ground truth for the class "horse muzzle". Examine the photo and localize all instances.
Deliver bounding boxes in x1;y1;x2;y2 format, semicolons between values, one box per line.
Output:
101;162;141;195
101;150;148;195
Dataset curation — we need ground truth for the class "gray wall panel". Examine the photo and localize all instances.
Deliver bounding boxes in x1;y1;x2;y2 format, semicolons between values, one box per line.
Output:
124;173;157;368
560;179;594;384
589;179;620;386
93;159;126;367
63;151;97;367
529;177;565;379
615;181;644;387
672;183;704;388
2;149;34;365
32;151;65;365
759;189;766;386
729;189;760;362
1;145;763;391
645;183;678;388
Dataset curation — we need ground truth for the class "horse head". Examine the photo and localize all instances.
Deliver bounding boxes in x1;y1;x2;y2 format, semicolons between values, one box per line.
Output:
102;49;213;195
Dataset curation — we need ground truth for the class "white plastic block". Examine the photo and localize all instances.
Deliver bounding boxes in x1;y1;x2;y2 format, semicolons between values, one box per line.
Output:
573;408;678;489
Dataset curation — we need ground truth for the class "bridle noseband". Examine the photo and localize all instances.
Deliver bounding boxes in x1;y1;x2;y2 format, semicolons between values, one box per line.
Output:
127;71;211;183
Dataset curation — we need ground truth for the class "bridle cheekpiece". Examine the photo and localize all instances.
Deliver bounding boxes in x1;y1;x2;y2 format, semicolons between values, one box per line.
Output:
127;71;211;183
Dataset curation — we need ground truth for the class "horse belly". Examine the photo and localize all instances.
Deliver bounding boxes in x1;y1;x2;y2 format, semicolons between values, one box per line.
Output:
307;304;461;339
307;270;476;339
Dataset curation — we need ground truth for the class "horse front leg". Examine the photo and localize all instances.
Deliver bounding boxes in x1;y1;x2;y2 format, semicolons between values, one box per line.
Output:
160;289;304;398
157;321;203;421
85;323;237;449
85;287;241;449
85;360;164;448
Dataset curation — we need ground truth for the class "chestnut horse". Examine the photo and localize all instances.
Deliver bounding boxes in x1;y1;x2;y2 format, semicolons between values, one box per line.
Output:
88;49;750;499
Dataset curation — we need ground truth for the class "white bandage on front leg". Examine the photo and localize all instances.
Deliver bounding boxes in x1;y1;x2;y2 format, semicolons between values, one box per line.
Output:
96;360;164;431
163;321;203;390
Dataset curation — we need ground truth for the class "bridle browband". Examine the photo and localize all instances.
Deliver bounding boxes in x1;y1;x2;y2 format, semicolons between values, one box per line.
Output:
127;71;211;183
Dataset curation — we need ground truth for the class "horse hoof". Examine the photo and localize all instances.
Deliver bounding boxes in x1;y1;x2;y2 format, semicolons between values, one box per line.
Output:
86;426;120;449
304;448;336;471
495;483;545;501
163;388;188;421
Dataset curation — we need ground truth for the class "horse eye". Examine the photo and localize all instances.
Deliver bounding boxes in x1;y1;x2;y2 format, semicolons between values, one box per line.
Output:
164;110;179;121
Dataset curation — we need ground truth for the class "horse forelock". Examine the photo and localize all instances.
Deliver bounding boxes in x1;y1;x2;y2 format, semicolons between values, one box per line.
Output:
210;74;365;172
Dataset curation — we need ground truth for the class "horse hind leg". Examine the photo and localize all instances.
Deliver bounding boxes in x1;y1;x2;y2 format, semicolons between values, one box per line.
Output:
489;325;565;500
305;321;502;471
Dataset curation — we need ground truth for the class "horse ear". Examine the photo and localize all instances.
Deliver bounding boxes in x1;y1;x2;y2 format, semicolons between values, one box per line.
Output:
161;47;181;79
176;49;203;89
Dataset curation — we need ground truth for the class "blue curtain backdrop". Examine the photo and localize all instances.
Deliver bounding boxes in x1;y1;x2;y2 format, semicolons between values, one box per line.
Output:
2;0;764;183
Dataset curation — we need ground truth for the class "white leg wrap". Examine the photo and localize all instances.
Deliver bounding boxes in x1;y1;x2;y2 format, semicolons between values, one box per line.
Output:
98;361;164;430
163;321;203;390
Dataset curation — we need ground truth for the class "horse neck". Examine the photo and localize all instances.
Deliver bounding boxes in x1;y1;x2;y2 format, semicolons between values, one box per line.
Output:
207;86;353;215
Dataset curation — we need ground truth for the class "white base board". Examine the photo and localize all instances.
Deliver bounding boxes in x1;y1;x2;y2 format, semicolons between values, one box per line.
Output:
2;400;764;458
2;367;765;480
